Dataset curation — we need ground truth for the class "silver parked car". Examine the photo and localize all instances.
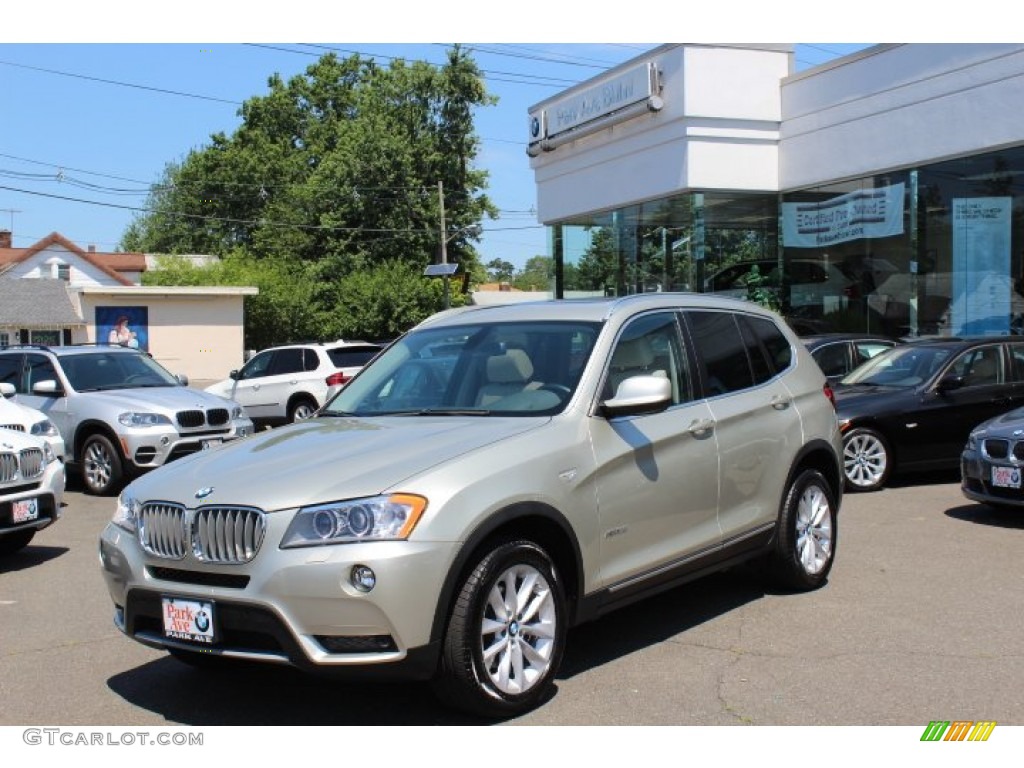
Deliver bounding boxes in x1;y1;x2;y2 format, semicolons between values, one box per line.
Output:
0;426;65;556
99;294;843;717
0;382;65;461
0;345;253;496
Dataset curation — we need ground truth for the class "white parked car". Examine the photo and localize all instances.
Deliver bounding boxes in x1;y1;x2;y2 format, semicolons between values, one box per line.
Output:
0;427;65;556
206;340;382;428
0;382;65;461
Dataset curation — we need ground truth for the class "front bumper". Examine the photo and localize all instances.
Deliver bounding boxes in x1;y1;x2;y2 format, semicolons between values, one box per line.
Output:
98;517;456;680
0;459;65;537
119;419;255;470
961;446;1024;508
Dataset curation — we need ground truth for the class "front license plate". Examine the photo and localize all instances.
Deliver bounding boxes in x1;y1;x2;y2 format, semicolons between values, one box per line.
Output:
12;498;39;524
991;466;1021;489
162;597;215;644
201;439;222;450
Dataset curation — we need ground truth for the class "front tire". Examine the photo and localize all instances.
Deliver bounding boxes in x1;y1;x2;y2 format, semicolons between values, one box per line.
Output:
81;433;124;496
433;540;567;718
769;469;837;590
843;427;891;492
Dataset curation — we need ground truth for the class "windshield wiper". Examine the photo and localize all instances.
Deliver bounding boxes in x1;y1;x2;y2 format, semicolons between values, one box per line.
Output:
374;408;492;416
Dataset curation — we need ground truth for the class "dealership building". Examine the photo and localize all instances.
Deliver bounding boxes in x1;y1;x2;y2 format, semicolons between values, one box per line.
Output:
527;44;1024;337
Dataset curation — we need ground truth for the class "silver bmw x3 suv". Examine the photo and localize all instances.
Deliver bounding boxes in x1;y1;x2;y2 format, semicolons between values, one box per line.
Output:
100;294;843;717
0;345;253;495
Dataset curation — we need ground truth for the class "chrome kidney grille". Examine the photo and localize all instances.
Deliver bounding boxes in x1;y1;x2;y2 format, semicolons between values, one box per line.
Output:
138;503;265;564
192;507;265;563
0;448;44;484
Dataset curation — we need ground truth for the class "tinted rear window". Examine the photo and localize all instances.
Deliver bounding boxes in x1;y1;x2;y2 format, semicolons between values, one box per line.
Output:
327;346;382;368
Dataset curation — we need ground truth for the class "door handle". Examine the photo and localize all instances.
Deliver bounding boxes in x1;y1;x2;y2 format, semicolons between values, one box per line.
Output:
771;395;791;410
688;418;715;437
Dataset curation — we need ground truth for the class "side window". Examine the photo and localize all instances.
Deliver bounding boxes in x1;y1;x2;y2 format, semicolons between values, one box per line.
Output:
239;351;273;380
685;311;754;395
738;315;792;383
0;354;22;390
855;342;893;365
25;354;59;393
302;349;320;372
270;348;305;376
1009;344;1024;382
812;343;851;379
949;346;1002;387
603;312;694;405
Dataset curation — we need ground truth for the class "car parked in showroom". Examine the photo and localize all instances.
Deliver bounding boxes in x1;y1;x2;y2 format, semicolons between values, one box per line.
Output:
0;427;64;556
205;340;383;428
100;294;843;717
705;258;859;309
0;345;253;496
801;333;898;383
961;406;1024;509
0;382;65;461
835;336;1024;491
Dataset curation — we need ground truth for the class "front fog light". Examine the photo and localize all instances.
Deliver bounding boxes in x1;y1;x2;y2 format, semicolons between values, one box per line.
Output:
351;565;376;592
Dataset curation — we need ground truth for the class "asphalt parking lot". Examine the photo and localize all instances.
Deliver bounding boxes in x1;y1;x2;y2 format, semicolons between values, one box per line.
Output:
1;469;1022;726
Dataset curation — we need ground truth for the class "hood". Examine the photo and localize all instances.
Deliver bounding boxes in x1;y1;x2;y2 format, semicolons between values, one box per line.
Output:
83;386;239;413
832;383;915;419
126;414;547;510
972;406;1024;435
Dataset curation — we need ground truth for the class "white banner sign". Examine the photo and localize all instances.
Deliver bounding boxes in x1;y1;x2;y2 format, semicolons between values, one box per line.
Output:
782;183;905;248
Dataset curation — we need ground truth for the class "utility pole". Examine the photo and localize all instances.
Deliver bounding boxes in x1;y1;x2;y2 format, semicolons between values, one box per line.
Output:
438;180;450;308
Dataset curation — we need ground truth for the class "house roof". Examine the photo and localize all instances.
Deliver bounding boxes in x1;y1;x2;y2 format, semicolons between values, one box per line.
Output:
0;232;139;286
0;278;84;328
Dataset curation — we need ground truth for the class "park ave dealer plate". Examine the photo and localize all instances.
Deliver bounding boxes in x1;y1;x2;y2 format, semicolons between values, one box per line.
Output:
162;597;216;644
991;465;1022;489
12;498;39;524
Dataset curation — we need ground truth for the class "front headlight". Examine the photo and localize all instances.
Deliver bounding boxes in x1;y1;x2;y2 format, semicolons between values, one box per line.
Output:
112;491;141;532
118;412;172;428
281;494;427;548
30;419;59;438
967;432;980;451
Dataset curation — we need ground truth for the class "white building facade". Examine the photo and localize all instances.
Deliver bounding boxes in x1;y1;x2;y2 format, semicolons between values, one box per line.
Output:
529;44;1024;337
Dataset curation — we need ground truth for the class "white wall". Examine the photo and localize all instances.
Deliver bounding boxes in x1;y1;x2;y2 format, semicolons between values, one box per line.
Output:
781;44;1024;190
530;44;791;223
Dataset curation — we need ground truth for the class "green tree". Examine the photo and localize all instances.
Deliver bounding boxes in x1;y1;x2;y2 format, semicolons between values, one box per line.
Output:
486;258;515;283
125;47;496;339
513;255;553;291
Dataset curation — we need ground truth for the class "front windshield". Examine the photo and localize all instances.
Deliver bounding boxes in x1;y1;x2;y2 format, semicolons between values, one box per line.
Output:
63;351;180;391
322;320;601;417
840;345;953;388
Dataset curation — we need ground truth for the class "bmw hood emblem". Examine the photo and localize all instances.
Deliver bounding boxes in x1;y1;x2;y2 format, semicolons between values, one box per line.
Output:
195;487;215;500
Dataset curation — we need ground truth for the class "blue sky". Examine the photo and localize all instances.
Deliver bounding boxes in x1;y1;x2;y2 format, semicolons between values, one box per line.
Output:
1;14;878;268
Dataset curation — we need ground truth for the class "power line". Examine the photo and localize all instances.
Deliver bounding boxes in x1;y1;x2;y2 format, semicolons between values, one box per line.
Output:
0;59;241;105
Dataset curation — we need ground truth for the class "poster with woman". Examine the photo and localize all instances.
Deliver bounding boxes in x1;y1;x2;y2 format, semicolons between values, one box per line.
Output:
96;306;149;351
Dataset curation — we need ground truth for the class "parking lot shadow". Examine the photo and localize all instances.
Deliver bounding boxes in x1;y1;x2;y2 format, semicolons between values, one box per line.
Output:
106;567;769;725
0;545;68;573
944;502;1024;529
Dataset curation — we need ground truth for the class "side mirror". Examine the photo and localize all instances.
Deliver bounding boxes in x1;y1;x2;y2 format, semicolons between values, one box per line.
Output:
32;379;62;396
601;375;672;417
176;374;189;387
0;382;14;399
229;369;240;380
936;374;963;393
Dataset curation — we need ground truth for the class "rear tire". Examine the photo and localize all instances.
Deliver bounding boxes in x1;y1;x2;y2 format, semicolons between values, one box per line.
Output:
0;529;36;556
288;397;318;422
81;433;124;496
432;540;566;718
769;469;837;590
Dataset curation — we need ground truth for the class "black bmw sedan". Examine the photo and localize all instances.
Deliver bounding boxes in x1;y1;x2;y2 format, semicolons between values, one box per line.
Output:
835;336;1024;491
